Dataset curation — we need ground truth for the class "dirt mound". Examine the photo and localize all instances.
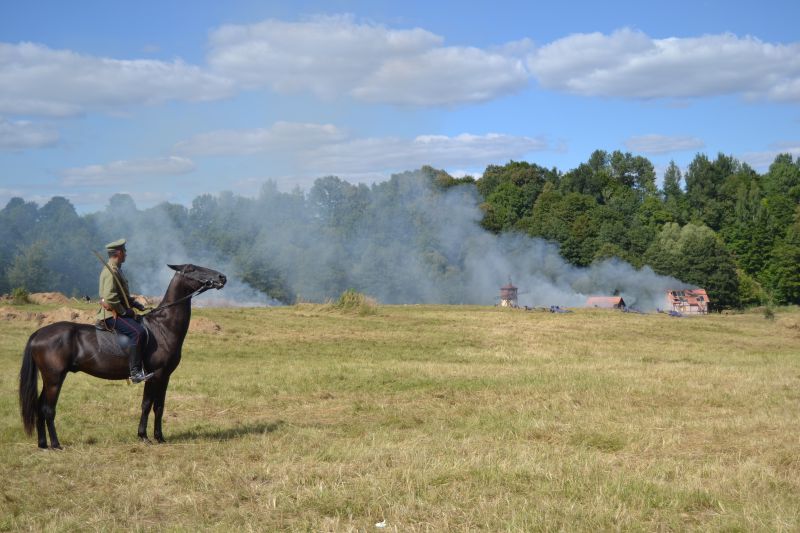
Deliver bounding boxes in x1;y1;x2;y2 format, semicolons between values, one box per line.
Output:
28;292;71;305
0;305;95;326
42;307;95;325
189;316;222;334
0;306;34;321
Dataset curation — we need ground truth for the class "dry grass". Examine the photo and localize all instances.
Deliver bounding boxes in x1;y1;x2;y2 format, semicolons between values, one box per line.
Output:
1;304;799;531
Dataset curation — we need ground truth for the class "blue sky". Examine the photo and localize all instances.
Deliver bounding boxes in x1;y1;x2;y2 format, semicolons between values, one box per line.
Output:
1;0;798;212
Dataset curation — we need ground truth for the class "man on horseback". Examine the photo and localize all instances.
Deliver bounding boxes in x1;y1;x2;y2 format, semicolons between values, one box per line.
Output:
97;238;153;383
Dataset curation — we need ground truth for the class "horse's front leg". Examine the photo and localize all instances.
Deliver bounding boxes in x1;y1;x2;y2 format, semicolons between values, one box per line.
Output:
153;376;171;443
137;380;156;442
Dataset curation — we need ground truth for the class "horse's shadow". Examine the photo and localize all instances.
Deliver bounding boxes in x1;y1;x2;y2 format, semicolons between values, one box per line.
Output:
169;420;284;442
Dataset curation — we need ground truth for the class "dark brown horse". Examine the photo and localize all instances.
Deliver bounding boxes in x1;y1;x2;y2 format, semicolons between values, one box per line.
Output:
19;264;226;448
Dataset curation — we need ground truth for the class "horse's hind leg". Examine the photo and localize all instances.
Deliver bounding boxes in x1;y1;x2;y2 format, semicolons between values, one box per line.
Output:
39;377;66;449
34;394;47;449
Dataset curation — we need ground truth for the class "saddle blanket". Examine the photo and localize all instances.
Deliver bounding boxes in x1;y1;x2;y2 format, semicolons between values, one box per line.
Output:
94;327;134;358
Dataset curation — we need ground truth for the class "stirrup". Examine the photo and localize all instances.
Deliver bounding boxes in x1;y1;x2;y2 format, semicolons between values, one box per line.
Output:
129;370;154;384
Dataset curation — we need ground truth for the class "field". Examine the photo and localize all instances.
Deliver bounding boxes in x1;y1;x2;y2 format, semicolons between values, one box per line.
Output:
1;303;799;531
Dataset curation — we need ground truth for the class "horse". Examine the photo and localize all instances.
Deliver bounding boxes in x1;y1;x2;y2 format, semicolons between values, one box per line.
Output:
19;263;226;449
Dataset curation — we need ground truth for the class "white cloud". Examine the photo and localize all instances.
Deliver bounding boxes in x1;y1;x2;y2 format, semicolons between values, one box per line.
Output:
303;132;548;174
741;142;800;170
173;121;347;156
528;29;800;102
173;122;548;174
62;156;195;186
0;117;59;151
207;14;529;106
353;46;528;106
0;42;234;117
6;21;797;123
624;134;705;154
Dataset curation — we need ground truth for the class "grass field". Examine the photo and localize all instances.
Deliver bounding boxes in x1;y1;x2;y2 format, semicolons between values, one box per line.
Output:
1;303;799;531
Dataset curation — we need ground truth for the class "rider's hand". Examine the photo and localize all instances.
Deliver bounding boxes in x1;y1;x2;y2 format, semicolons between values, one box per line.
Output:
132;301;145;311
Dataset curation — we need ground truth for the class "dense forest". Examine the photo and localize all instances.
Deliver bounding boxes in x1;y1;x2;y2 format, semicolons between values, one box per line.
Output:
1;150;798;310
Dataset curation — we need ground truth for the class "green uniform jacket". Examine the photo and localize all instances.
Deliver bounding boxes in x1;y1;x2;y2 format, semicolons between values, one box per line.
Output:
96;261;132;321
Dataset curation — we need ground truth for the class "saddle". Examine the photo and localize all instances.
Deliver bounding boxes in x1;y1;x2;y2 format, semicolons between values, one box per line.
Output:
94;321;150;358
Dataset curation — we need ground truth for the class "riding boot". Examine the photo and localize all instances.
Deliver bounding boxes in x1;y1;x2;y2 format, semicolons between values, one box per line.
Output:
128;344;154;384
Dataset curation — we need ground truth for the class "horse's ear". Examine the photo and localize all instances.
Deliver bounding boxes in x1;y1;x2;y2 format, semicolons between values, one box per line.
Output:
167;264;184;272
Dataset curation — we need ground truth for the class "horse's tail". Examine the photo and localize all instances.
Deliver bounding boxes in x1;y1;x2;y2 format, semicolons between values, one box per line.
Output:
19;334;39;436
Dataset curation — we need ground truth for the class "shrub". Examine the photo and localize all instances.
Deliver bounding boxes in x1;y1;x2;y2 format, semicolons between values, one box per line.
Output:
330;289;378;315
11;287;30;305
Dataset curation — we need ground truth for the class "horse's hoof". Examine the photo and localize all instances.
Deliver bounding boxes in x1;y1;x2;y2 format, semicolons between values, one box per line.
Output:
51;445;63;451
139;437;152;444
38;443;48;449
155;437;166;444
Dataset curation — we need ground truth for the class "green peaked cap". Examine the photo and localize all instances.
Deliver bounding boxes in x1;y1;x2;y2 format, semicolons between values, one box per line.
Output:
105;238;127;251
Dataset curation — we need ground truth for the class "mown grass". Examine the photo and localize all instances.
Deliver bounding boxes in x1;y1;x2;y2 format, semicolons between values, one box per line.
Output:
1;304;799;531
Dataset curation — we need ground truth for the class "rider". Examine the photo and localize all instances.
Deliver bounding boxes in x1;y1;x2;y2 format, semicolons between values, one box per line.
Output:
97;238;153;383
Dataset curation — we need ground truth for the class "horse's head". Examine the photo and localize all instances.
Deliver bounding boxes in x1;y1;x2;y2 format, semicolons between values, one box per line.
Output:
167;264;227;292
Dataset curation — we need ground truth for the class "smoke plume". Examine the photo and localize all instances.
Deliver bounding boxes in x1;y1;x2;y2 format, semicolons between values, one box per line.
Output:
91;170;685;310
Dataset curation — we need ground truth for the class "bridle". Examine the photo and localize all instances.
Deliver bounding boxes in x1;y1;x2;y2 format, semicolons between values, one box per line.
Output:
146;270;219;313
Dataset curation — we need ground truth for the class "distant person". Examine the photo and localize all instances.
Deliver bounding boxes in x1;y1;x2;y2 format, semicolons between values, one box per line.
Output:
97;238;152;383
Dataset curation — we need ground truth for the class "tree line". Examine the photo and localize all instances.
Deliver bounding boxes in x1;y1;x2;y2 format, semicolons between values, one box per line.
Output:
1;150;798;309
476;151;800;308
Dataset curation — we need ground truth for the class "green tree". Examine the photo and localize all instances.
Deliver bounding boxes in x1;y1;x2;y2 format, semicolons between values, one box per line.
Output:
34;197;97;295
309;176;370;237
684;153;741;230
763;207;800;305
481;181;528;233
7;240;59;292
609;151;657;198
662;161;687;223
559;151;611;202
0;198;39;293
478;161;558;232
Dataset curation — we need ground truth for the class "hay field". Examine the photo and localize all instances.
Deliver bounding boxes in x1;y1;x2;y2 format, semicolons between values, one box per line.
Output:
1;303;799;531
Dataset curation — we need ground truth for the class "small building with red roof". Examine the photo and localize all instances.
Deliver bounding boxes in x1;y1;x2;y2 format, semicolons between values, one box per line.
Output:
585;296;626;309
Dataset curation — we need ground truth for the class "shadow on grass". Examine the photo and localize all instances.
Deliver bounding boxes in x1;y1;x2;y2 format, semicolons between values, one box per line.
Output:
169;420;284;442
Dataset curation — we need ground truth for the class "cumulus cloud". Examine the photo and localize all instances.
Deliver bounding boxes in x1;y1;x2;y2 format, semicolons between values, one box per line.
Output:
207;14;529;106
62;156;195;186
5;21;798;122
528;28;800;102
0;42;234;117
173;122;548;174
624;134;705;154
0;117;59;151
173;121;346;156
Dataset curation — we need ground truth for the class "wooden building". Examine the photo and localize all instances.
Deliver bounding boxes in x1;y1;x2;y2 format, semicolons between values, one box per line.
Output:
499;281;518;308
666;289;709;315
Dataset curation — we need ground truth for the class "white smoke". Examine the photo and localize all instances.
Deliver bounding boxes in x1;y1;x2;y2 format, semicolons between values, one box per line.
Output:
91;171;686;310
